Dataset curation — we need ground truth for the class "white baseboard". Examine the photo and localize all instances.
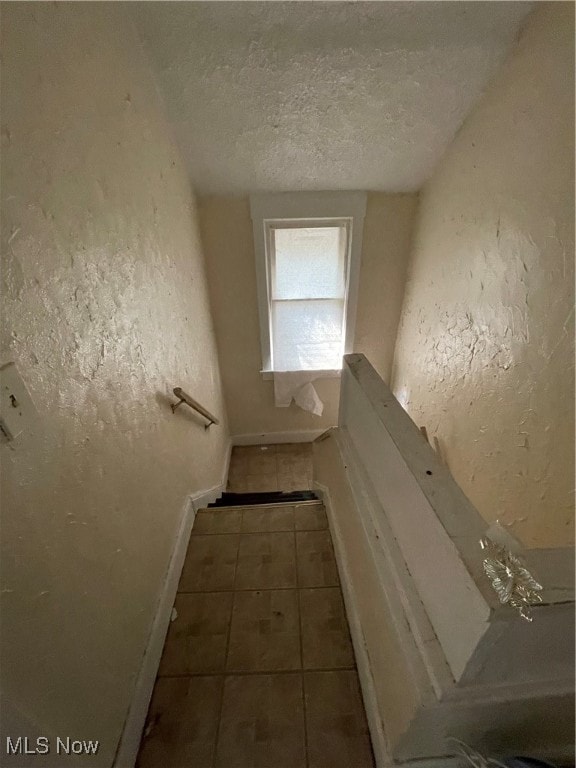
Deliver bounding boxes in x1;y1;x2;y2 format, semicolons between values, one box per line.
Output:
113;440;232;767
232;429;327;446
190;483;224;510
190;438;233;509
113;496;196;768
314;480;392;768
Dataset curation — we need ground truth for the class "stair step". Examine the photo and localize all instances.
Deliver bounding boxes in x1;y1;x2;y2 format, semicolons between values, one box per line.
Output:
208;490;318;508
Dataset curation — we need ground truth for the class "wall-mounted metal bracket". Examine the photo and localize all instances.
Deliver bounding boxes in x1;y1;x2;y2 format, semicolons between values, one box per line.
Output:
171;387;219;430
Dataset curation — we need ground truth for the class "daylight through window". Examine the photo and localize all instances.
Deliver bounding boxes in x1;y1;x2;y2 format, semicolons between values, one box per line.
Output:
270;225;348;371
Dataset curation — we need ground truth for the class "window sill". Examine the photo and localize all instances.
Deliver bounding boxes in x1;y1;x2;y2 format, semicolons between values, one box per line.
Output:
261;369;342;381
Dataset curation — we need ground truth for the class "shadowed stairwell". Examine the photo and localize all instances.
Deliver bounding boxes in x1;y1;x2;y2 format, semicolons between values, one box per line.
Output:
137;444;375;768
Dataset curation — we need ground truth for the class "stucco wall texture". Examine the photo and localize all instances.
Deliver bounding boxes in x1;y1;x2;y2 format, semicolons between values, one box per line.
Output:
355;194;418;384
1;4;230;764
199;193;417;438
392;3;575;549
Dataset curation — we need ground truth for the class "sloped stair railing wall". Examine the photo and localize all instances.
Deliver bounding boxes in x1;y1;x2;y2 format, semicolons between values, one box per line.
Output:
313;353;574;767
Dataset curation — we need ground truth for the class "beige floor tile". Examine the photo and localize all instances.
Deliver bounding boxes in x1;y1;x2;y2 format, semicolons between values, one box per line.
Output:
226;442;316;495
247;452;278;475
304;670;374;768
179;534;239;592
276;454;312;474
294;504;328;531
277;472;312;491
158;592;233;675
277;473;300;492
228;452;249;474
296;530;340;587
227;477;248;493
291;470;312;489
137;676;222;768
241;506;294;533
275;455;297;473
245;474;279;493
235;532;296;590
215;674;306;768
193;509;242;535
227;590;300;672
227;469;246;487
300;588;354;670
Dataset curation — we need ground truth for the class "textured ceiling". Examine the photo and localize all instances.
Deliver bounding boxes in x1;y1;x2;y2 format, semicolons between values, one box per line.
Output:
132;2;533;196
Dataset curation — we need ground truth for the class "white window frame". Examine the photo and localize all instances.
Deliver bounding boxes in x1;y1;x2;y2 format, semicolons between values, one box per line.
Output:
250;192;367;376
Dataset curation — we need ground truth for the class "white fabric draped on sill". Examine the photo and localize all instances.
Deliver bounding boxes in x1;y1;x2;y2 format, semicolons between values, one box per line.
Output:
273;370;336;416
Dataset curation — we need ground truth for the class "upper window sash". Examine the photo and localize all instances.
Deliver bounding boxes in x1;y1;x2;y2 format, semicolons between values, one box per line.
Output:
267;219;350;302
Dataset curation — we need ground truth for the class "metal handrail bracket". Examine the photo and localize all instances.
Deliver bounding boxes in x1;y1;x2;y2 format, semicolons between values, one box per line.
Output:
171;387;219;429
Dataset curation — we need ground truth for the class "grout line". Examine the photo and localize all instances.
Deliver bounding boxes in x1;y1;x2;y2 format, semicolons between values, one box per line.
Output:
177;584;341;594
230;534;242;606
210;673;225;768
221;448;315;501
300;671;309;768
295;534;303;670
157;666;357;679
192;525;327;536
211;531;242;767
294;528;310;768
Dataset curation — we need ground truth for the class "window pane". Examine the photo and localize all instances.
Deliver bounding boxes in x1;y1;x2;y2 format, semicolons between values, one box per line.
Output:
272;299;344;371
272;227;345;300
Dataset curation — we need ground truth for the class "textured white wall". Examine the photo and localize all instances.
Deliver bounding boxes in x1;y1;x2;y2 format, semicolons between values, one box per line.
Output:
354;194;418;383
392;4;574;549
199;193;417;438
1;4;230;764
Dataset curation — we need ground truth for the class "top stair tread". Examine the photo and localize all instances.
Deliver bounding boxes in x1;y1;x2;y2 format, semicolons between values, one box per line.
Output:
208;490;318;508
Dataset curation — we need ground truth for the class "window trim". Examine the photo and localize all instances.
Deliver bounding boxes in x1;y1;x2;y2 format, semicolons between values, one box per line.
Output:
250;192;367;374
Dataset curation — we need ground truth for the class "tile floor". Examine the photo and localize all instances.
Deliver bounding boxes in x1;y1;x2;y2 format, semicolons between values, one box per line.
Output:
137;444;375;768
226;444;314;493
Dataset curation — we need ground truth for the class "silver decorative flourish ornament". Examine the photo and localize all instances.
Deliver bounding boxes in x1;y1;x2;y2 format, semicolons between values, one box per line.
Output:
480;537;543;621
